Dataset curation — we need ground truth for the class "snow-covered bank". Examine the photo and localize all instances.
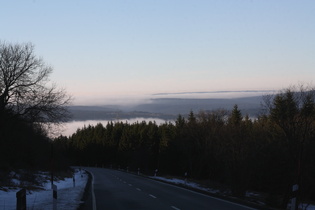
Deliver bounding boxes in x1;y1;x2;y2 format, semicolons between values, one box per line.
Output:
0;169;88;210
151;176;315;210
151;176;221;194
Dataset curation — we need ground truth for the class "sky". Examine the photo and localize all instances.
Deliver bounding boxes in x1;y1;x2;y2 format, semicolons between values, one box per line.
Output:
1;0;314;105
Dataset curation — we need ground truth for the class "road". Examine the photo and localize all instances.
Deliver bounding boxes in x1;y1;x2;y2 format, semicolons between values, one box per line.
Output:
85;167;257;210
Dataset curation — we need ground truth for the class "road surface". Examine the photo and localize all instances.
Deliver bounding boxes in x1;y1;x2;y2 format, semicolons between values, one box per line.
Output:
85;167;257;210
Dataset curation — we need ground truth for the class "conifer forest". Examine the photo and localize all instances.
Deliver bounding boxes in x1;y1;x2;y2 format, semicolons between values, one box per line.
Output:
52;86;315;208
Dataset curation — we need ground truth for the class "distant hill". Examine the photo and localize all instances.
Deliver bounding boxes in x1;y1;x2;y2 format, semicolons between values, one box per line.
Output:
126;96;263;115
67;106;175;121
68;96;265;121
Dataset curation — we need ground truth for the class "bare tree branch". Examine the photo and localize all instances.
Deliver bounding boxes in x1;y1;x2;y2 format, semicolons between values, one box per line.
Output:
0;41;72;130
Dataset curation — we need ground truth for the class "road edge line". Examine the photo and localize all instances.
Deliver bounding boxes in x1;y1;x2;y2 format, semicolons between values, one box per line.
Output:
147;177;260;210
90;170;97;210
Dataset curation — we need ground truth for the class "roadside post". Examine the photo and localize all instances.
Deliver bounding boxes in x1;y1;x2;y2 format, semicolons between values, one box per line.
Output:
291;184;298;210
73;174;76;188
53;184;57;210
154;169;158;177
184;172;188;185
51;144;54;189
16;188;26;210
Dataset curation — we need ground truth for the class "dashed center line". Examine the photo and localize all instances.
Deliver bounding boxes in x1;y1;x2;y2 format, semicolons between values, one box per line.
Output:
149;194;157;199
171;206;181;210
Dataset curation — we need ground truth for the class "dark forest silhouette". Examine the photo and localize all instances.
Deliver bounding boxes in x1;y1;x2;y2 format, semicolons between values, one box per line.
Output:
0;41;71;186
1;41;315;209
53;86;315;208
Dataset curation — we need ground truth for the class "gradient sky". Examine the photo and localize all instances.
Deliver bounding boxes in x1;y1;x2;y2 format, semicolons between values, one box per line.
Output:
1;0;314;105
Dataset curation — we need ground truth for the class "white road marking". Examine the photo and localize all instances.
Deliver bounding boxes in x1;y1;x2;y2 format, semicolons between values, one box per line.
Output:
136;188;141;191
128;184;132;186
89;170;97;210
171;206;181;210
149;194;157;199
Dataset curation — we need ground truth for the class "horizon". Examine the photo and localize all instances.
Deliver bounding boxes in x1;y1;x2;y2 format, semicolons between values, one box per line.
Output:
72;89;271;106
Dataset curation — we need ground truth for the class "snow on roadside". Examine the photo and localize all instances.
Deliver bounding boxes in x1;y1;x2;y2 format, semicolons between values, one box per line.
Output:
0;169;88;210
152;176;315;210
151;176;220;194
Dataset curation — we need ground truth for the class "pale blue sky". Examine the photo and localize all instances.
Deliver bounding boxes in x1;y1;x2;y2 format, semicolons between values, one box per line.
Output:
1;0;314;105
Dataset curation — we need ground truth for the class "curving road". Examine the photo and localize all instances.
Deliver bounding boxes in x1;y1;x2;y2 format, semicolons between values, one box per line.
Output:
84;167;257;210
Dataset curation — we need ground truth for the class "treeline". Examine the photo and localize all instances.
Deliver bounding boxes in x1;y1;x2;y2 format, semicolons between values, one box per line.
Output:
0;41;71;177
55;86;315;208
0;110;71;173
0;112;51;170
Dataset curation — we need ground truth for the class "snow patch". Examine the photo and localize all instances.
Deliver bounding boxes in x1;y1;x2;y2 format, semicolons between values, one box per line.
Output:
151;176;220;194
152;176;315;210
0;169;88;210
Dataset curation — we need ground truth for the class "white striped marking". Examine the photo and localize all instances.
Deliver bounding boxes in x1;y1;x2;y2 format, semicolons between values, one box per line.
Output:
88;170;97;210
171;206;181;210
149;194;157;199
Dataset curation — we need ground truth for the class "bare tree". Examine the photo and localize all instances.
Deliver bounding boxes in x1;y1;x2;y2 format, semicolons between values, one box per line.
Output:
0;41;71;125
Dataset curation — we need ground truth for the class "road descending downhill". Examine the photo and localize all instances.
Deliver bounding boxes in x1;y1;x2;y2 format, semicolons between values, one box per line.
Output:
84;167;257;210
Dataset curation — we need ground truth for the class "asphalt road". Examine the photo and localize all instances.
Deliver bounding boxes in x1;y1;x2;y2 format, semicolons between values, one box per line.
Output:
85;167;257;210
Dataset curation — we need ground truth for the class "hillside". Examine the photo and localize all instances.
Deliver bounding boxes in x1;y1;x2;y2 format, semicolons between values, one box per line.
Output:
68;96;264;121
